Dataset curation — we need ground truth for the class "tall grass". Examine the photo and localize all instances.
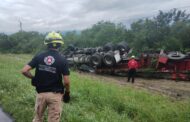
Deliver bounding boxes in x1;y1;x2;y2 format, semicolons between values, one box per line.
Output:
0;54;190;122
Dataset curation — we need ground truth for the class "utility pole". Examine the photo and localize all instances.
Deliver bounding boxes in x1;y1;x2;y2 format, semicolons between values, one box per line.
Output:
19;19;23;32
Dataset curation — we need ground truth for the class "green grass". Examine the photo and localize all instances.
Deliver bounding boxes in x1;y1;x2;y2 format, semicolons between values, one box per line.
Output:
0;54;190;122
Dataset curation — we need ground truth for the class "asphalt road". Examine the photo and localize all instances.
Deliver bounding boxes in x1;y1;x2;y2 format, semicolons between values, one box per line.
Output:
0;108;13;122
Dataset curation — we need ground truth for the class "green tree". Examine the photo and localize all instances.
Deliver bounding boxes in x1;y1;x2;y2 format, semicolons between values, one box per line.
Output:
0;33;12;52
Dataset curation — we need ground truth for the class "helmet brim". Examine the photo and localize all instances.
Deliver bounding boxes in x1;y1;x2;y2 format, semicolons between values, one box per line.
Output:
44;40;64;45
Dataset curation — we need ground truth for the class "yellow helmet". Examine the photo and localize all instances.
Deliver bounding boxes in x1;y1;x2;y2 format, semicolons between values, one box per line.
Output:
44;31;64;45
131;55;135;58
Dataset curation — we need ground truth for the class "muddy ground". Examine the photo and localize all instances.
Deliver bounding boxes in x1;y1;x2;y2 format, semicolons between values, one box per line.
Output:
78;72;190;100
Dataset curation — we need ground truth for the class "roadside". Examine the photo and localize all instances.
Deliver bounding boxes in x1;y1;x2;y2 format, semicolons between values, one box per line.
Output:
0;108;13;122
79;72;190;99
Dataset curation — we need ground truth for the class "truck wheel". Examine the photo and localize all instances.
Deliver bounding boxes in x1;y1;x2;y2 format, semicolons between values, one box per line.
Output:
167;52;186;60
90;54;102;66
103;53;116;67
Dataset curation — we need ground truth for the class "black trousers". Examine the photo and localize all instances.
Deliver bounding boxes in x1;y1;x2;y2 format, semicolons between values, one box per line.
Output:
128;69;136;83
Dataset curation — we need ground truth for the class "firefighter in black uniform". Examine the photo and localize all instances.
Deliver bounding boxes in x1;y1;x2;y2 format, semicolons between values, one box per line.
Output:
21;32;70;122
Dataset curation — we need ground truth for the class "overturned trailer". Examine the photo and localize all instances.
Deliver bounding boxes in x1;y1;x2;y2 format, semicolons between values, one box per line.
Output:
63;42;190;81
156;52;190;80
64;41;130;68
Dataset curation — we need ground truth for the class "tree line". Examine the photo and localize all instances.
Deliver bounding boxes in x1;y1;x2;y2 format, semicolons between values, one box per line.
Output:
0;9;190;54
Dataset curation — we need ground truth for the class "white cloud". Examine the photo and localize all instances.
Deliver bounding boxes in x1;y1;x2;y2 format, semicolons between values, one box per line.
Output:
0;0;190;33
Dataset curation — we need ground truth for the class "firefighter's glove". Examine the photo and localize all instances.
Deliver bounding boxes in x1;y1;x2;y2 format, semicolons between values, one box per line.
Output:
63;91;70;103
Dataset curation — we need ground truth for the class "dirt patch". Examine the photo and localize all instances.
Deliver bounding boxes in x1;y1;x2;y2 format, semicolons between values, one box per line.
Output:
78;72;190;100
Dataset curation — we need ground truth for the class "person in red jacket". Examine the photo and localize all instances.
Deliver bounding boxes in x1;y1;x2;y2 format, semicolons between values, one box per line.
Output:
127;55;138;83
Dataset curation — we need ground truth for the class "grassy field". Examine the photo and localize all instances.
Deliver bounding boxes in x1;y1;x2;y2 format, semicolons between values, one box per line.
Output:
0;54;190;122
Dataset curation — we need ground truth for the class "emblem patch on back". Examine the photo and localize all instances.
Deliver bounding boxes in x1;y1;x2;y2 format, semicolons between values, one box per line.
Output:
44;56;55;65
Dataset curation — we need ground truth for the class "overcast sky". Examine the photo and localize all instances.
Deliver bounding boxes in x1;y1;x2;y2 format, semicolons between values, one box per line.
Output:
1;0;190;33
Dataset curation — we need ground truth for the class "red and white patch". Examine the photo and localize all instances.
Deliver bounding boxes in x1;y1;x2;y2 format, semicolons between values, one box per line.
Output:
44;56;55;65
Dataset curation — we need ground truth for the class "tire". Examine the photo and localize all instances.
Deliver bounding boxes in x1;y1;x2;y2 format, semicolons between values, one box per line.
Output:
103;43;114;52
84;55;91;64
86;48;96;55
79;64;95;72
68;44;75;51
186;52;190;58
96;47;103;52
103;52;116;67
78;55;86;63
116;41;130;53
167;52;186;60
90;54;102;66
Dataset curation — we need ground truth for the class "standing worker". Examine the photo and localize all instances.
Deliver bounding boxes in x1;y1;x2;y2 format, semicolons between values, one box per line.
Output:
127;55;138;83
21;32;70;122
